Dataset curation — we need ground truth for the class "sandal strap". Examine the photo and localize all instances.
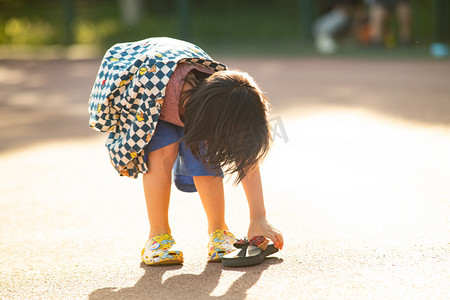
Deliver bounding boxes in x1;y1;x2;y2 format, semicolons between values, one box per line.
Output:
234;236;269;251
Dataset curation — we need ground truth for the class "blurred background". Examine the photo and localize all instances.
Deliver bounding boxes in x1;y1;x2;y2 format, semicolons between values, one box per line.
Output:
0;0;449;58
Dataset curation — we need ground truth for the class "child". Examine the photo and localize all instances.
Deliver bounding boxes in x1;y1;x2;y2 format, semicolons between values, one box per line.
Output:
89;37;283;265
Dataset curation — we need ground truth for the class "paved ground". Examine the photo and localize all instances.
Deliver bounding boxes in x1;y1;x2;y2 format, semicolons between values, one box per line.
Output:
0;56;449;299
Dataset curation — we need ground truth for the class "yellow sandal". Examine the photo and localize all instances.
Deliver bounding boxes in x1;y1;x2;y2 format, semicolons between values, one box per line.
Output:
141;233;183;265
208;229;236;262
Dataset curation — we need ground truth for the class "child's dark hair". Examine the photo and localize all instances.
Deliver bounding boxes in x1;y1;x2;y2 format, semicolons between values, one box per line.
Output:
181;69;271;184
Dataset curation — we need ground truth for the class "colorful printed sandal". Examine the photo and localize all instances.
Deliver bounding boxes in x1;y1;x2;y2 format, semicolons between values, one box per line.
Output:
208;229;236;262
141;233;183;265
222;236;278;267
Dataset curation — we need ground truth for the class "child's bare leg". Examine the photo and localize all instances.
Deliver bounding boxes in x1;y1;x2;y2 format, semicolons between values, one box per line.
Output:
143;143;179;239
193;176;228;233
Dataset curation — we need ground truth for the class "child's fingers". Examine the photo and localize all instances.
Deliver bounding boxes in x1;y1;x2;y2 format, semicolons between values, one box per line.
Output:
270;230;284;250
266;230;283;250
265;231;282;249
274;232;284;249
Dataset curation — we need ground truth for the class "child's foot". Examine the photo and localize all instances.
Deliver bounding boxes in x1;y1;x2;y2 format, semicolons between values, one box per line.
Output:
141;233;183;265
208;229;236;262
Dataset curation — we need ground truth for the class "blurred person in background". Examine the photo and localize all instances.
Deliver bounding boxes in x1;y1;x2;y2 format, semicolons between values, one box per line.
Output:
366;0;412;47
312;0;367;54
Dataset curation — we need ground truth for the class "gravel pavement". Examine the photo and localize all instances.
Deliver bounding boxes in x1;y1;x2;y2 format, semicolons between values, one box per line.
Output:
0;57;449;299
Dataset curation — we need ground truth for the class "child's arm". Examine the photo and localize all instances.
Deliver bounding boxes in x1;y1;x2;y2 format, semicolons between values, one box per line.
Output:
241;167;284;249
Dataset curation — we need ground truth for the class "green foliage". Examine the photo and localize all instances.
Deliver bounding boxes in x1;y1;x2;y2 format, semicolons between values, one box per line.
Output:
0;0;441;48
2;17;55;45
192;1;299;41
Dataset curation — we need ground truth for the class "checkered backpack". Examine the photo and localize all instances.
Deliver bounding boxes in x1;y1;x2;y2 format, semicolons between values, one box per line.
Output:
88;37;227;178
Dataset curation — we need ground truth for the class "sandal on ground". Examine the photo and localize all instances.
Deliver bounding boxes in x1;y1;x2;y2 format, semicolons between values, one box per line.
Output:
141;233;183;265
208;229;236;262
222;236;278;267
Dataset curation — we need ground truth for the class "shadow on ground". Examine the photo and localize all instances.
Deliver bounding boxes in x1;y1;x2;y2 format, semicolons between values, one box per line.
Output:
0;60;99;153
89;259;282;299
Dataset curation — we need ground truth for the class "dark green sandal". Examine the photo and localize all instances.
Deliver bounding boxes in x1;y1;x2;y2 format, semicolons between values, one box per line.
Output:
222;236;279;267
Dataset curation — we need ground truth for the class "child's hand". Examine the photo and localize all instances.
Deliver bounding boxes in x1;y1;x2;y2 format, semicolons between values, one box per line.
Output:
248;216;284;250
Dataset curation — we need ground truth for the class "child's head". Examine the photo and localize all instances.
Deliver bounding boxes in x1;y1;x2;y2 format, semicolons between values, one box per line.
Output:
182;69;271;183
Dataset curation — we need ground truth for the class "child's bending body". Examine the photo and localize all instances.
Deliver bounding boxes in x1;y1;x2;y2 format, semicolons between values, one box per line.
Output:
89;37;283;265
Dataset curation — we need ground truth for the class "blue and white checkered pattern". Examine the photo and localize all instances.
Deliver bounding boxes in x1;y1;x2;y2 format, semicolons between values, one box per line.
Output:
89;37;227;178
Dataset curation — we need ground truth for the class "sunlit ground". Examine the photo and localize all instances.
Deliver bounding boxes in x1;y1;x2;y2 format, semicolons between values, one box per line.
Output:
263;106;449;245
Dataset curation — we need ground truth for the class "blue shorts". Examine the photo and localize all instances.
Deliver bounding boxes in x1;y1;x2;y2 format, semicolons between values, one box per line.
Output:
144;120;223;192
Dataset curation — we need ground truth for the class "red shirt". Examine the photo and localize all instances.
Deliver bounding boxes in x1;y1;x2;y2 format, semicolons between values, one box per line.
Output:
159;63;214;127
